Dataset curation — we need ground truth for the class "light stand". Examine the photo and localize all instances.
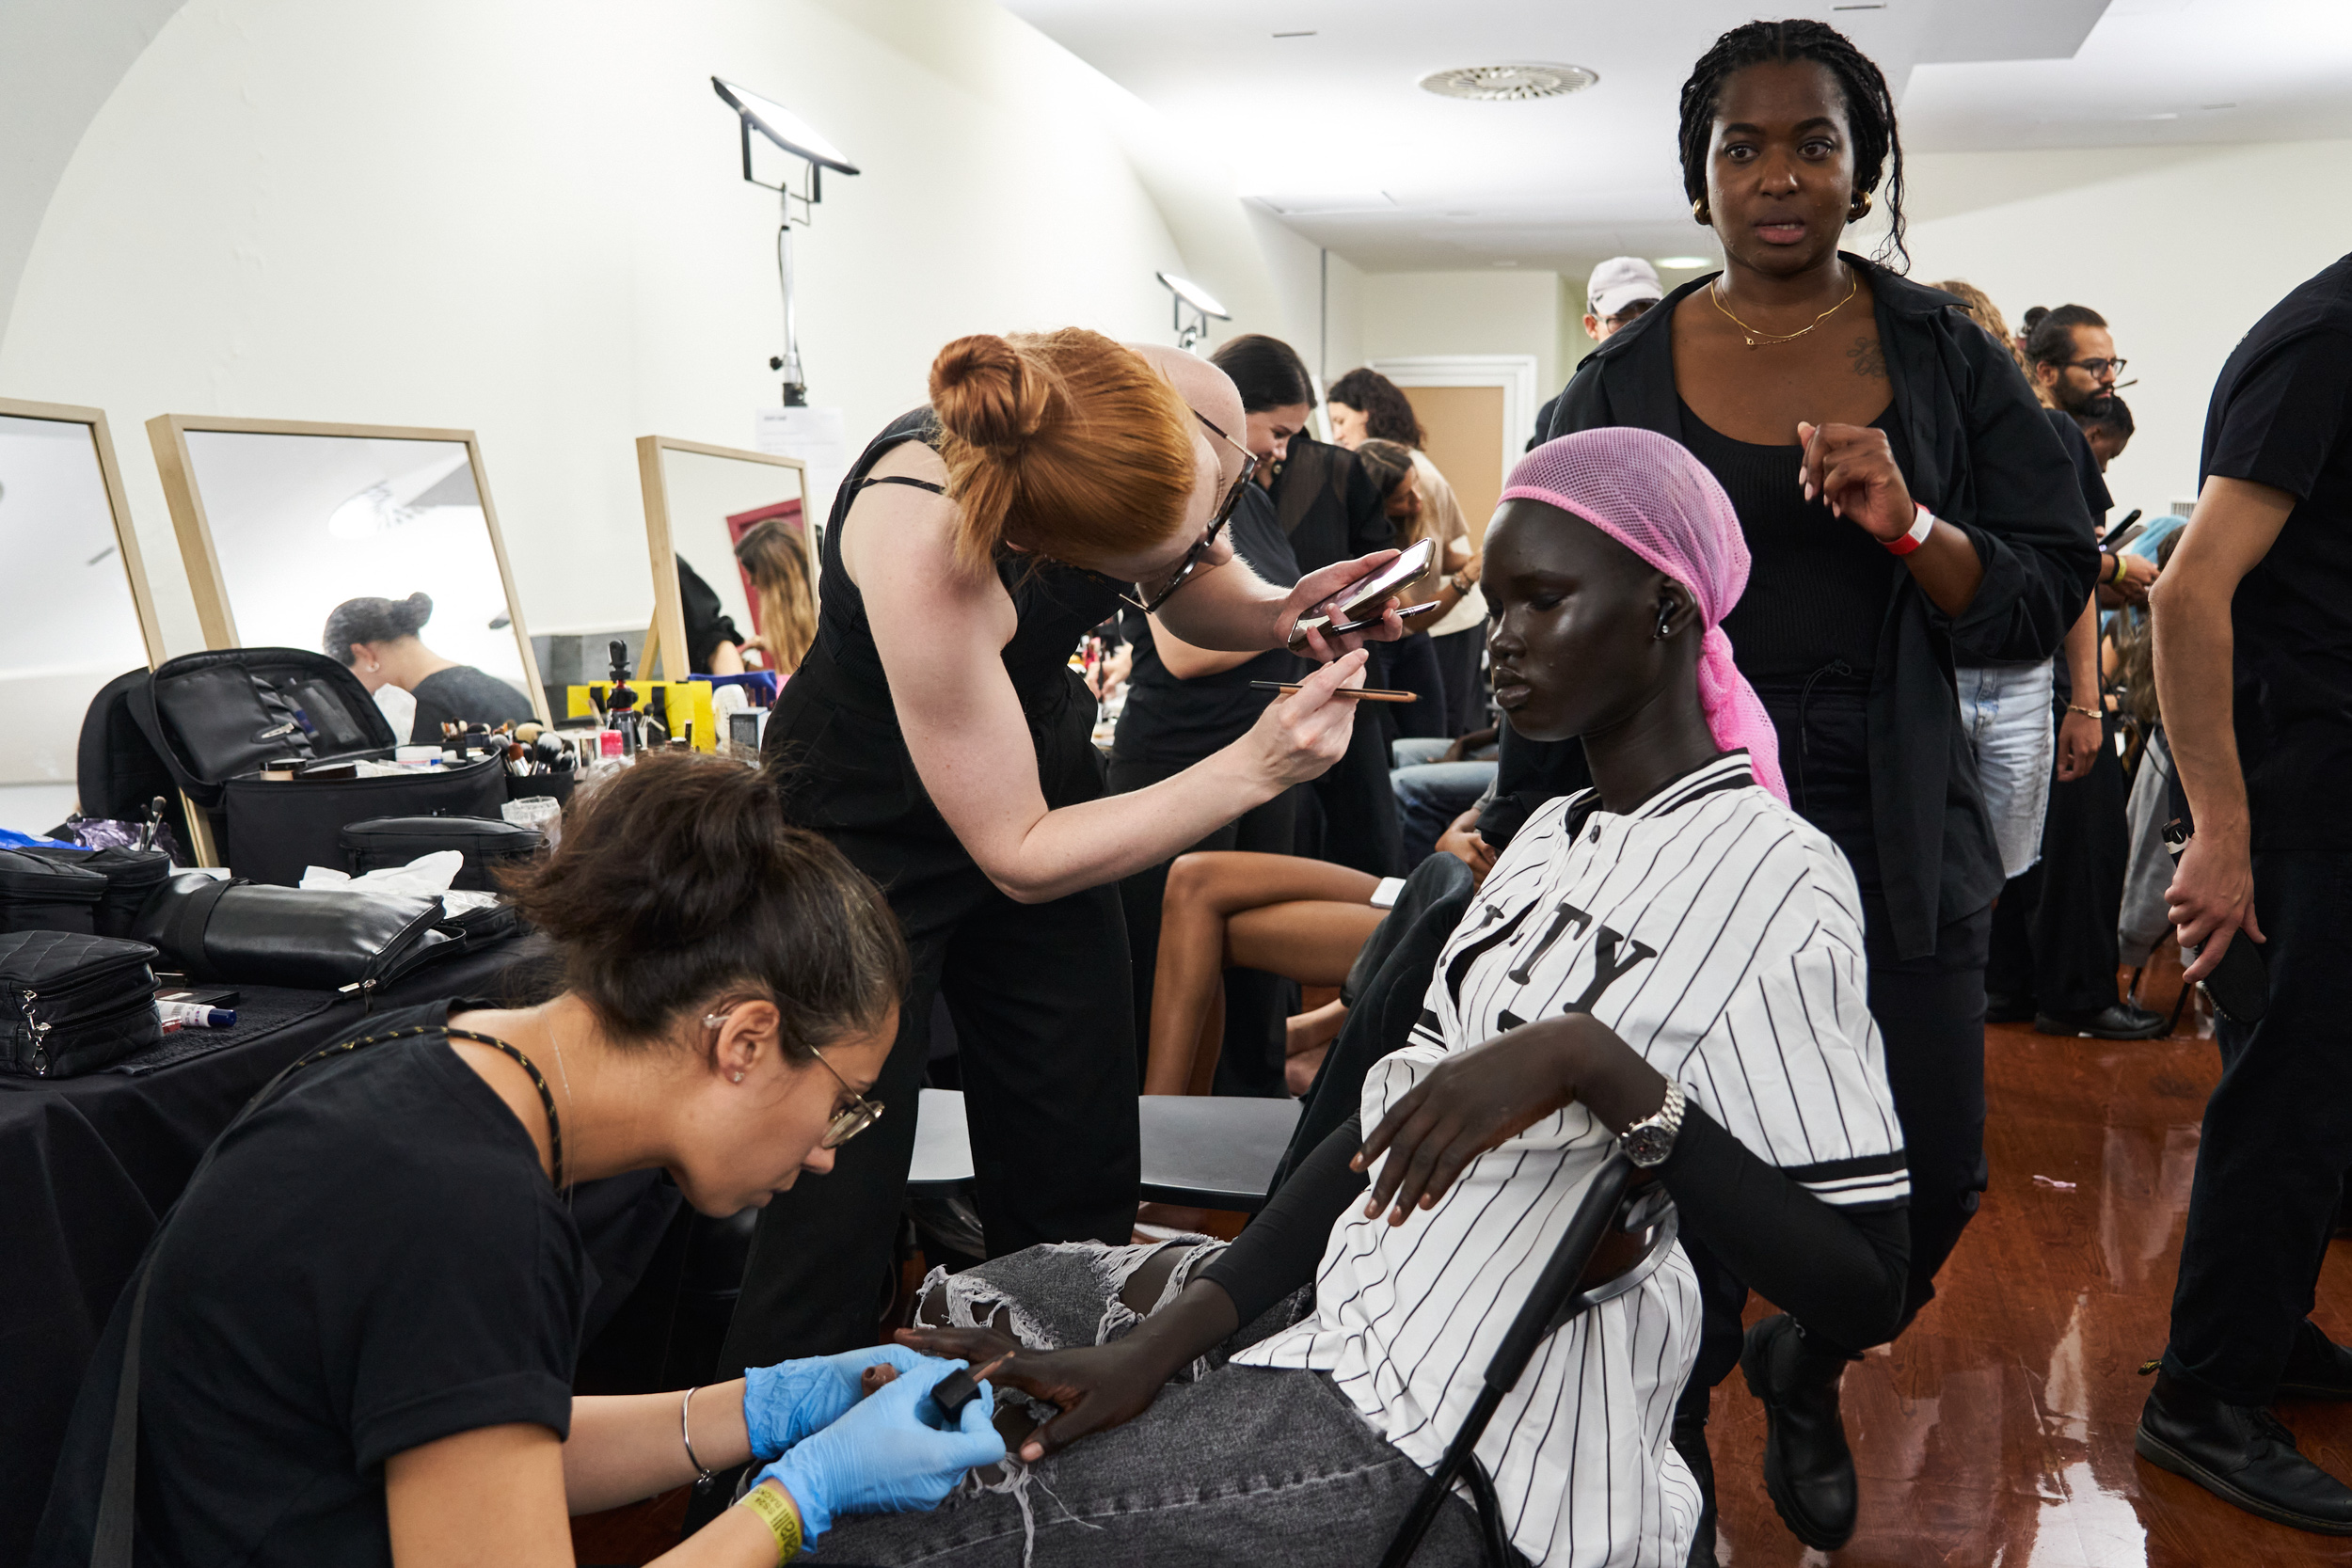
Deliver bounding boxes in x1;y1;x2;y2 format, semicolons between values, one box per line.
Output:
1156;271;1231;353
714;78;860;406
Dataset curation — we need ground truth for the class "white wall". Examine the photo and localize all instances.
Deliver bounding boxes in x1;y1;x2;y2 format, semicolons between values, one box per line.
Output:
0;0;1230;656
1901;138;2352;520
1354;270;1566;405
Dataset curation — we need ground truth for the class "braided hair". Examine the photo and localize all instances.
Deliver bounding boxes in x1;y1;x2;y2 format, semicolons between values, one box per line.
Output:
1677;19;1908;269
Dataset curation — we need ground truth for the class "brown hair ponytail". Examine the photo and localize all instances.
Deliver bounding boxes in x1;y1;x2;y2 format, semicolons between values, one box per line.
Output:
929;328;1198;574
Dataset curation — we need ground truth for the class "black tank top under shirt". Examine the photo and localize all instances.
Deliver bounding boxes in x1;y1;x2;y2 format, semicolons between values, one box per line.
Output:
1678;400;1909;689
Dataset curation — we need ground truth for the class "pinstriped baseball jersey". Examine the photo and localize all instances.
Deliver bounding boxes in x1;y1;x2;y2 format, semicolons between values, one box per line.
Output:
1232;752;1906;1566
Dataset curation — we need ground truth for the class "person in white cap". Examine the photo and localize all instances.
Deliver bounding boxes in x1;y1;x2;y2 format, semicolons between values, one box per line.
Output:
1586;256;1666;341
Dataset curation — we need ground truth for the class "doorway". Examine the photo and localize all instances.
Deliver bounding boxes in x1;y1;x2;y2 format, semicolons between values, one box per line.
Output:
1369;355;1540;546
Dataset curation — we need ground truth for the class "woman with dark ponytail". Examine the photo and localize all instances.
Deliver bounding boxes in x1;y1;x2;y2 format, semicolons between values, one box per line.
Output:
325;591;536;742
1517;18;2098;1557
728;330;1409;1375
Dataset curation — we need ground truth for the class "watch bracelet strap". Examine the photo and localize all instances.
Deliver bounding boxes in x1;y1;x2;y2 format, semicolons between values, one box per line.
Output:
739;1482;803;1562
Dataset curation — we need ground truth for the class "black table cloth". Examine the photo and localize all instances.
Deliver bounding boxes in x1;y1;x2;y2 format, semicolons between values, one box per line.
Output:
0;942;681;1566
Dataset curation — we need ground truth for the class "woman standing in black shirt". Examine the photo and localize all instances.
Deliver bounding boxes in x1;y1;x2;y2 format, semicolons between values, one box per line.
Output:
1529;20;2097;1554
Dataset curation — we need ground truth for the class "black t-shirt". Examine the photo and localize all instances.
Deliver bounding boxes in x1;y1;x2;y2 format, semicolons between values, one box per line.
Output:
678;555;745;673
2046;408;2112;700
1112;485;1305;768
2201;253;2352;847
407;664;537;743
34;1001;587;1568
1268;432;1391;575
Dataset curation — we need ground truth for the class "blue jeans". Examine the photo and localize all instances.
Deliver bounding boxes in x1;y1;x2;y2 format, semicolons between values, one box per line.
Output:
1390;756;1496;868
1955;659;2055;879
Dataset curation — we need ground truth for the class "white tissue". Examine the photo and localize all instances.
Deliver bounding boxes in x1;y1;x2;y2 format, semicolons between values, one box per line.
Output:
299;849;466;895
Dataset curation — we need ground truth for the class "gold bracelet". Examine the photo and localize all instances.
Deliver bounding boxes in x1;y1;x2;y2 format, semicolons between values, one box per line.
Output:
739;1482;803;1563
2066;703;2101;720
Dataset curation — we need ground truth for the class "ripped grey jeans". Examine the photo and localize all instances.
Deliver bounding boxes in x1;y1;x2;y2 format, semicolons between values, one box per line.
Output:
809;1239;1481;1568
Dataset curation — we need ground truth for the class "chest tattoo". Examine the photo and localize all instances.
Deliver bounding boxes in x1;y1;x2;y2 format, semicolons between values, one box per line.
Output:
1846;336;1888;379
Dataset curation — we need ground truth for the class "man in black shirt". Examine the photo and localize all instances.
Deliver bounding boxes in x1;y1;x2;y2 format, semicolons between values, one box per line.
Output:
2138;253;2352;1532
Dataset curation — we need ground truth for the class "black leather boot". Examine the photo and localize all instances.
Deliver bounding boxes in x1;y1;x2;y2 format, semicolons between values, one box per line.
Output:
1740;1313;1857;1549
2137;1368;2352;1532
1671;1413;1717;1567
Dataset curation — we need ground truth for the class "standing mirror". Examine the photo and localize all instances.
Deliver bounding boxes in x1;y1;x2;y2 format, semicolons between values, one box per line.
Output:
0;399;167;832
148;417;548;737
636;436;813;682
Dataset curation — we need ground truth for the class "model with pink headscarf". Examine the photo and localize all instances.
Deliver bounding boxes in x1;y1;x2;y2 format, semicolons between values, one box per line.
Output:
820;425;1909;1568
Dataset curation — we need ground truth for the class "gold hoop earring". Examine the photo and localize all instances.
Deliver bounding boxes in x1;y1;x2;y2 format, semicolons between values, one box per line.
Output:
1849;190;1873;220
1692;197;1710;226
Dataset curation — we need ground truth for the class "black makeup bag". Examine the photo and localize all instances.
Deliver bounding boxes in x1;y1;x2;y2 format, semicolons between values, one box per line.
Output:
0;849;109;935
133;872;462;997
0;930;164;1077
14;846;175;939
340;816;546;892
129;648;508;885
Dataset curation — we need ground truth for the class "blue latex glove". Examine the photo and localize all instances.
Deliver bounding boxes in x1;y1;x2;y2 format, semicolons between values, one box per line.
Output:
742;1343;936;1459
763;1357;1005;1541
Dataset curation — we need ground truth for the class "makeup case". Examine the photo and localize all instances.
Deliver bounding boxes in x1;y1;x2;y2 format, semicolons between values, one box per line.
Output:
0;849;108;935
128;648;507;885
0;929;165;1078
340;815;546;892
133;871;462;997
13;846;176;939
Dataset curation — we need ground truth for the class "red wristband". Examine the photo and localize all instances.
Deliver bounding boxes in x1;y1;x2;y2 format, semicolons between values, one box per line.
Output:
1883;503;1935;557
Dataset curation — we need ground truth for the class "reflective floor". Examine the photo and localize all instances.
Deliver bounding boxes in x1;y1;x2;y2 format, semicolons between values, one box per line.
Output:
1708;955;2352;1567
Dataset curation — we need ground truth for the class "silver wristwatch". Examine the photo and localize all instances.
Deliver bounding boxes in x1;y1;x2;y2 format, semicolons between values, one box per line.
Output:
1619;1081;1687;1168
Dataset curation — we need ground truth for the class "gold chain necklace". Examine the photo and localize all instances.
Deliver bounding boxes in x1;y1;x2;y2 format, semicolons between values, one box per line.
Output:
1709;270;1858;349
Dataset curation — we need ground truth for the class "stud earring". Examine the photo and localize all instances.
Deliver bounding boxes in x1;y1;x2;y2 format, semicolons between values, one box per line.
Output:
1656;606;1676;639
732;1071;743;1083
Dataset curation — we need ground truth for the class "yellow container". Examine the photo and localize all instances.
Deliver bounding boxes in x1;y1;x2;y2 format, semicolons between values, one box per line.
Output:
564;680;719;752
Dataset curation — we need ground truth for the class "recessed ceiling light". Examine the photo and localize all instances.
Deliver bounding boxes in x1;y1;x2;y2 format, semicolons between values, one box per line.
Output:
1492;260;1519;268
1419;63;1598;102
1655;256;1712;269
1274;30;1317;38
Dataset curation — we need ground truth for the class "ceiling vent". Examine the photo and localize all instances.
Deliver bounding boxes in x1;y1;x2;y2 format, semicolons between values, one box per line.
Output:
1418;63;1597;102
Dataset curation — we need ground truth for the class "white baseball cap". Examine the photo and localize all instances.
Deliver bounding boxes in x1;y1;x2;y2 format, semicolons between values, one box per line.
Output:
1587;257;1664;319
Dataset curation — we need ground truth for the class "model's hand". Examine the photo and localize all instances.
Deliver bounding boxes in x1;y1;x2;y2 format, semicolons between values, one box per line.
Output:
896;1324;1173;1464
1280;549;1406;660
2056;709;2104;783
2168;829;2266;982
1436;806;1496;884
1798;420;1916;543
1241;647;1365;787
1354;1018;1665;1224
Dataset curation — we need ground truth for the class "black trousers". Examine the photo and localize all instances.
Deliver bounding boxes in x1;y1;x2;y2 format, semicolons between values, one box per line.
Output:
1430;624;1486;739
1986;707;2128;1017
1373;631;1447;741
2165;848;2352;1406
1108;754;1299;1098
1300;699;1406;879
1683;686;1993;1406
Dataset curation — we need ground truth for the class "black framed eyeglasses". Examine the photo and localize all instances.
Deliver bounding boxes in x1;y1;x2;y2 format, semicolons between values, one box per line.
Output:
2066;356;2127;378
1121;411;1259;616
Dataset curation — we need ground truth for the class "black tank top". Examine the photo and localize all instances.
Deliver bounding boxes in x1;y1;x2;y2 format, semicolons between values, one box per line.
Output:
1677;400;1911;689
809;407;1128;708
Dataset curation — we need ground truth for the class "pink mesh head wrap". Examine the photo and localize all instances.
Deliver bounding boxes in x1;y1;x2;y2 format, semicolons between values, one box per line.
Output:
1498;429;1787;802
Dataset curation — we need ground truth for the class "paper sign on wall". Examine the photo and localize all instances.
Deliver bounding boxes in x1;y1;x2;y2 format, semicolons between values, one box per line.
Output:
754;406;847;529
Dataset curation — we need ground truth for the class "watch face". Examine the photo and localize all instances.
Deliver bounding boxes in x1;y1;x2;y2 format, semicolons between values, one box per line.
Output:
1625;1125;1674;1167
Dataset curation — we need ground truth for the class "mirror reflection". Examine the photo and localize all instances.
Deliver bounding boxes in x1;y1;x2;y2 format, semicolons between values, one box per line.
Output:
641;440;814;680
0;411;154;828
168;428;542;737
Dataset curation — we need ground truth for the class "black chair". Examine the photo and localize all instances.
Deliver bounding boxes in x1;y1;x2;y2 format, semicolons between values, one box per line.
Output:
1380;1150;1678;1567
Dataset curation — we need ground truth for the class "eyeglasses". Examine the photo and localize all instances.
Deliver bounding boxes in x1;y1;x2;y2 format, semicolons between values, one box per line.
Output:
707;1009;883;1148
1120;411;1259;616
2065;356;2127;378
1601;299;1658;329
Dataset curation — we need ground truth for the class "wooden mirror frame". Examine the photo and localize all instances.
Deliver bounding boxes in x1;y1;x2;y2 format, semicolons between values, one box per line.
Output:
146;414;548;723
635;436;811;682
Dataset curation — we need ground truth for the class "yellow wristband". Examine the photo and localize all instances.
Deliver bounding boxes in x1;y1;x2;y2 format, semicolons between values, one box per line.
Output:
739;1482;803;1563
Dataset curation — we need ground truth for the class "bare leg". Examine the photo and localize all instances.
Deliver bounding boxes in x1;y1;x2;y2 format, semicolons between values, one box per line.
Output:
1285;1047;1329;1097
1146;852;1379;1095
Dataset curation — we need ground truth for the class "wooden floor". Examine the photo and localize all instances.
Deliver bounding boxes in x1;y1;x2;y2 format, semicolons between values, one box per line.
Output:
580;954;2352;1566
1708;956;2352;1567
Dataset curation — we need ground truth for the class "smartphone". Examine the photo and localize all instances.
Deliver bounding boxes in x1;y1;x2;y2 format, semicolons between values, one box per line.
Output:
154;987;241;1007
1333;538;1436;622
